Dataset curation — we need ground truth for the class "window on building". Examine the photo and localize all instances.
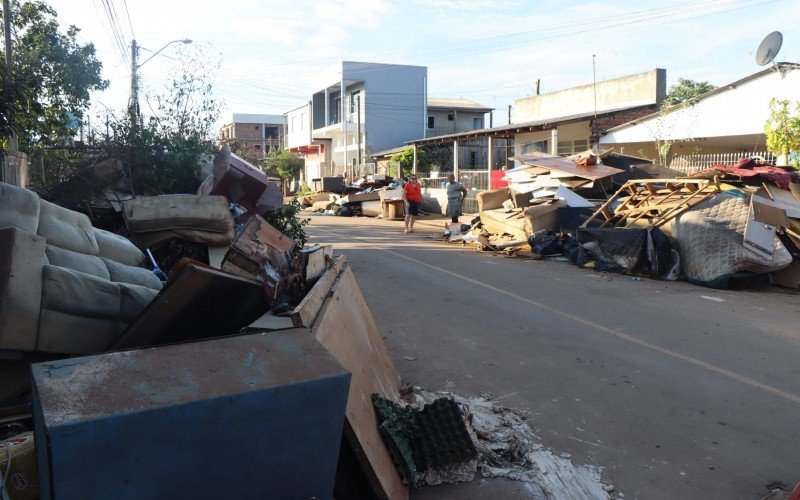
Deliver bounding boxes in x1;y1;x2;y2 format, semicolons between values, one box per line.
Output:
254;144;261;150
447;113;454;121
333;97;341;123
291;116;296;132
300;112;306;131
473;117;483;129
350;91;360;114
255;125;260;130
557;139;589;156
469;151;477;167
427;116;434;129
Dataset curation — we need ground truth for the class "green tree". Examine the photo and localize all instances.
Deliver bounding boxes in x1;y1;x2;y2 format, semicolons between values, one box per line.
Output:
663;78;716;107
0;0;107;152
764;98;800;167
264;148;304;183
390;147;429;178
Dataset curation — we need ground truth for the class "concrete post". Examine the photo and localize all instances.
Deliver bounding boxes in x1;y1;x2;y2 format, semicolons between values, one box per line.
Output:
412;145;418;176
453;139;459;179
550;128;558;155
487;136;494;189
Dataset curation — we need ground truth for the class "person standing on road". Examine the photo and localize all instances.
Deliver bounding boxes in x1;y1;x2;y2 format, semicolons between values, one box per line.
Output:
445;173;467;224
403;175;422;233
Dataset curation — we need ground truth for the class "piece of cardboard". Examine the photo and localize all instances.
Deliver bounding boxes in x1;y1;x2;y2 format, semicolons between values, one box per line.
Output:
311;266;406;500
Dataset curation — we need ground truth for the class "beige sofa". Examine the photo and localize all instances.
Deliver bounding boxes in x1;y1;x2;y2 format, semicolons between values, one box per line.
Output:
476;187;566;240
0;182;162;355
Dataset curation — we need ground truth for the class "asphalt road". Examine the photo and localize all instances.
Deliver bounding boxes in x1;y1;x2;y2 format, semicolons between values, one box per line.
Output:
305;214;800;500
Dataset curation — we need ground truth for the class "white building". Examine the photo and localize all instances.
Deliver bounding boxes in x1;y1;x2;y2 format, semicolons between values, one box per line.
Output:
599;63;800;166
285;61;428;181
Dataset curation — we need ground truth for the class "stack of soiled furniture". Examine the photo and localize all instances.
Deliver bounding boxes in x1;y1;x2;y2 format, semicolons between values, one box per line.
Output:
476;186;566;241
0;182;162;355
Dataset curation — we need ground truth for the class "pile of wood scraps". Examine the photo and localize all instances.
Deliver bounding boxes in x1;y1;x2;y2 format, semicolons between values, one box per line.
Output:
507;152;624;199
582;178;722;229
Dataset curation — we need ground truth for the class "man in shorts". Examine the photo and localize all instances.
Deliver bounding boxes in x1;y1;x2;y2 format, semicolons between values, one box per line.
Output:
403;175;422;233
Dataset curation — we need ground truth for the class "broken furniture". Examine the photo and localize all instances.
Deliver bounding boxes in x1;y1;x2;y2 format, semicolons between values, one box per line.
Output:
582;179;722;230
0;182;162;354
122;194;235;249
476;187;567;241
31;329;351;499
312;176;346;194
221;214;295;279
111;261;268;350
198;144;283;215
382;199;405;220
292;256;409;499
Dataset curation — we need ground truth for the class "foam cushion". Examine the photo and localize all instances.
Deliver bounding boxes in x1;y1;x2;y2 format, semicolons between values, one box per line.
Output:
0;182;41;233
45;245;111;281
37;200;99;255
102;258;162;290
41;265;120;320
94;228;145;267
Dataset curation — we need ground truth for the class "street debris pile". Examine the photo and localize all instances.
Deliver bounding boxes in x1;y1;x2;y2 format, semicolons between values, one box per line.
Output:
3;145;596;498
371;388;613;498
0;149;366;497
449;154;800;289
299;173;408;220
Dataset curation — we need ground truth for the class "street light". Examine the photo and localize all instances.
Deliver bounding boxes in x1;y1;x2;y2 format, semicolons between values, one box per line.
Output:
128;38;193;122
137;39;193;68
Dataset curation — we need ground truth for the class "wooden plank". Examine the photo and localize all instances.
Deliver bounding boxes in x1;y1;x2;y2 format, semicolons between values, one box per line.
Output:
291;255;347;328
301;244;334;284
310;266;406;500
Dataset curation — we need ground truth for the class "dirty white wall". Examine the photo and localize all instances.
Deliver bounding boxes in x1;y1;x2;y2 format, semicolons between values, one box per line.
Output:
515;69;665;123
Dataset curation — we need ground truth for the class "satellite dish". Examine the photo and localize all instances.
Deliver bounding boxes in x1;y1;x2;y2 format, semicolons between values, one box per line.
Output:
755;31;782;66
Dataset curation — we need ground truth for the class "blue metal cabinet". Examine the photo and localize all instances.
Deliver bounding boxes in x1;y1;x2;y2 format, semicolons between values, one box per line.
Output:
32;328;350;500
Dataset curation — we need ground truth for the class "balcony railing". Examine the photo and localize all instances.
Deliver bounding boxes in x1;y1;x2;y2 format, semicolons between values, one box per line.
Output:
669;151;776;174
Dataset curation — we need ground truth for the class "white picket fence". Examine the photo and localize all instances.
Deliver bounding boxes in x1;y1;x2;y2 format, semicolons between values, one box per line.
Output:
669;151;776;174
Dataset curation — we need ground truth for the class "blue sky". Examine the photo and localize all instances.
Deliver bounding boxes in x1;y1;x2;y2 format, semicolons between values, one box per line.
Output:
50;0;800;127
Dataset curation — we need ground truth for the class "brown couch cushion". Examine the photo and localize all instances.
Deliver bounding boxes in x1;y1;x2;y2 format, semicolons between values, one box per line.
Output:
0;182;41;233
37;200;100;255
45;245;111;281
123;194;233;234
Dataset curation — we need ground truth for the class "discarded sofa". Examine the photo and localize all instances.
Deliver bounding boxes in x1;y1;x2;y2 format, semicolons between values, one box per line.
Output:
476;187;566;240
0;182;162;354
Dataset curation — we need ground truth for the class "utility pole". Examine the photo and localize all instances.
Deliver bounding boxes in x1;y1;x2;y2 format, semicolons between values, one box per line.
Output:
341;72;347;181
129;39;139;124
3;0;17;154
507;105;511;125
